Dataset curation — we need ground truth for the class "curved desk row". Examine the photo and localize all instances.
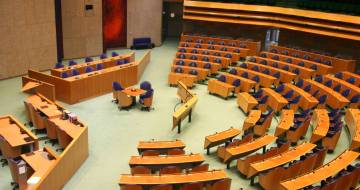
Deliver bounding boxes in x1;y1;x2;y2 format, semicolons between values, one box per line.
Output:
180;34;261;56
173;58;221;74
176;52;230;69
179;42;250;58
270;45;356;73
345;109;360;150
178;47;242;62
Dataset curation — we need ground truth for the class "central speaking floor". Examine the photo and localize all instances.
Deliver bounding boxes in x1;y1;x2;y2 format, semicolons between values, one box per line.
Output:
0;38;352;190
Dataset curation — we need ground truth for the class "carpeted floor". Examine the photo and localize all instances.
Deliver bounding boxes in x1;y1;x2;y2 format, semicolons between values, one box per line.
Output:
0;38;353;190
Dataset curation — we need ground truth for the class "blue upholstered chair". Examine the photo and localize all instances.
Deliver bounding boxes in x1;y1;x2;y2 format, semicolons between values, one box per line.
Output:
240;63;247;69
315;75;323;83
324;80;333;87
175;67;183;73
85;57;93;62
72;69;80;76
241;72;249;78
60;72;69;78
310;64;317;70
207;40;214;45
194;44;202;48
282;65;289;71
202;57;210;62
176;60;185;66
295;79;304;88
270;49;278;53
334;72;343;79
189;62;197;67
312;90;319;97
208;45;215;50
318;95;327;105
218;41;225;45
253;89;263;99
272;72;280;78
228;42;236;46
182;43;189;47
303;54;311;60
55;62;64;68
272;55;279;60
252;66;259;72
262;69;270;75
260;60;267;65
179;48;186;53
272;62;279;68
214;58;222;64
251;75;260;83
203;63;211;70
117;59;125;65
225;54;232;59
323;60;332;66
96;64;104;70
233;49;240;53
68;60;77;66
178;54;186;59
283;90;294;99
292;68;300;75
314;58;321;63
190;49;198;54
100;54;107;59
285;58;292;63
189;70;198;76
85;67;93;73
190;55;197;60
260;53;267;58
213;52;220;56
220;47;227;51
346;77;356;84
281;50;289;55
218;75;226;82
111;52;119;57
195;39;203;43
232;79;241;88
341;89;351;98
228;69;237;76
303;85;312;92
139;89;154;111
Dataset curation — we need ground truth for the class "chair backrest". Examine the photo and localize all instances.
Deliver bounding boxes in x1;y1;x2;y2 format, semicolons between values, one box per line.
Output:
241;72;249;78
303;84;312;92
323;60;332;66
293;69;300;75
61;72;69;78
218;75;226;82
310;64;317;70
190;55;197;60
189;70;198;76
298;61;305;67
346;77;356;84
273;72;280;78
260;60;267;65
100;54;107;59
285;58;292;63
282;50;289;55
85;67;93;73
112;52;119;57
315;75;323;83
324;80;332;87
272;55;279;60
208;45;215;50
112;82;123;91
270;48;278;53
214;58;221;64
262;69;270;75
189;62;197;67
179;48;186;53
333;84;341;92
341;89;350;97
260;53;267;58
96;64;104;70
190;49;198;54
296;79;304;88
292;95;301;103
202;57;209;62
203;63;211;69
55;62;64;68
175;67;183;73
233;48;240;53
240;63;247;68
259;95;269;104
232;79;241;87
284;90;294;99
176;60;185;66
318;95;327;104
225;53;232;58
303;54;311;60
72;69;80;76
178;54;186;59
312;90;320;97
252;66;259;71
350;94;360;103
275;84;284;93
140;81;152;91
334;72;343;79
229;68;237;75
85;57;93;62
117;59;125;65
68;60;77;66
252;75;260;82
282;65;289;71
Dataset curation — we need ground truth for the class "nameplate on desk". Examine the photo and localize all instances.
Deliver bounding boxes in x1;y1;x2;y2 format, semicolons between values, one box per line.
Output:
27;176;41;186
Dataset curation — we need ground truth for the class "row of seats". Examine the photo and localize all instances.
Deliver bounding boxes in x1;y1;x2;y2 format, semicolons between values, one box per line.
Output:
55;52;123;69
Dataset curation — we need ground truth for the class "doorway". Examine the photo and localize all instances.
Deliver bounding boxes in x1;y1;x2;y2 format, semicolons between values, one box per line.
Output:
102;0;127;50
162;1;183;41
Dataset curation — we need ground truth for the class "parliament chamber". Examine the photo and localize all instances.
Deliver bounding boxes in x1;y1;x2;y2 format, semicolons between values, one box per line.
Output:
1;0;360;190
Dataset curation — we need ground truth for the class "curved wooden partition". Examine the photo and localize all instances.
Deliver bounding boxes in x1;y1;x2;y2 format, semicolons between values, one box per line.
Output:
183;1;360;41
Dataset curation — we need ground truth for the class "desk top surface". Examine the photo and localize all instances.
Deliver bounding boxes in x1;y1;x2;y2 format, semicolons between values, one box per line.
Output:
122;88;146;97
275;109;294;137
305;79;349;103
311;109;330;142
0;116;36;147
21;150;57;180
205;128;241;148
50;117;84;139
129;153;205;166
249;142;316;177
119;170;227;185
26;95;62;119
280;150;359;189
226;135;276;156
284;84;318;103
263;88;288;104
137;140;186;150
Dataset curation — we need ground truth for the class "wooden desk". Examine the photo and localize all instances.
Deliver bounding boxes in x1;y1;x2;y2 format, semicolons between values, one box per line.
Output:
262;88;288;112
345;109;360;150
237;92;258;113
173;95;198;133
234;67;277;87
224;135;277;167
274;109;294;137
173;58;221;74
129;154;205;169
0;115;39;158
171;65;210;81
204;127;241;155
20;148;58;189
26;51;150;104
179;42;249;58
50;52;135;77
178;47;241;62
122;88;146;97
263;51;332;75
271;45;356;73
168;72;197;88
21;76;56;102
25;95;62;119
310;109;330;143
248;142;316;178
180;34;261;56
22;82;41;92
137;140;186;154
207;79;235;99
280;150;360;190
119;170;228;185
222;73;257;93
342;71;360;87
283;83;318;110
242;110;261;131
176;52;231;69
245;61;296;83
325;75;360;104
304;79;349;109
254;56;315;79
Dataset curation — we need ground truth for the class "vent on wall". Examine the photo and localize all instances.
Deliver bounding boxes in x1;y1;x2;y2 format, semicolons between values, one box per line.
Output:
84;0;95;16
